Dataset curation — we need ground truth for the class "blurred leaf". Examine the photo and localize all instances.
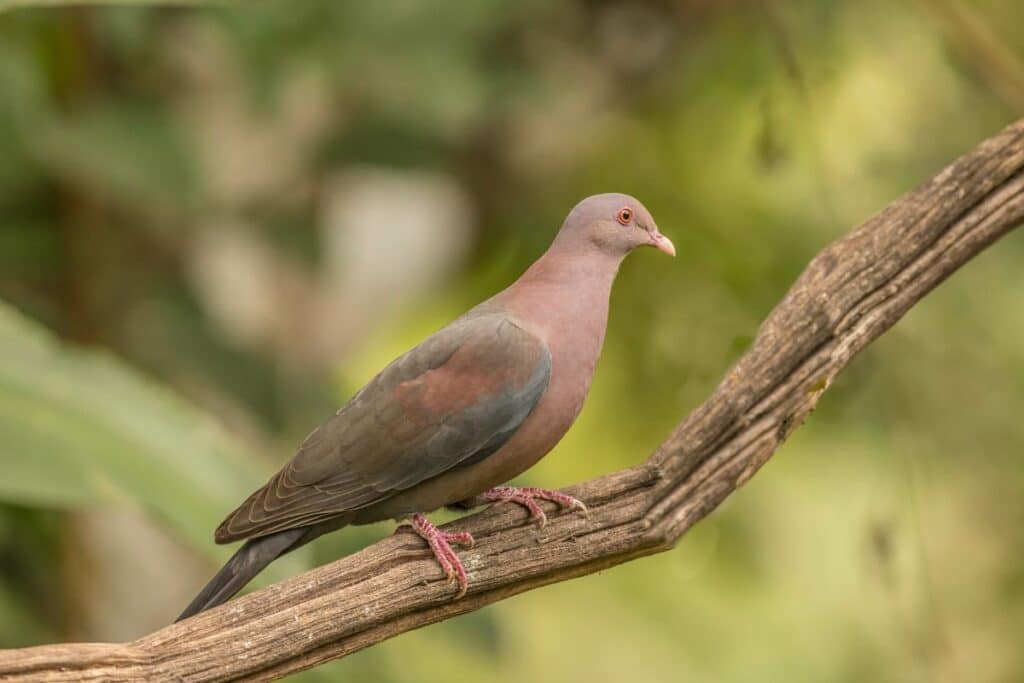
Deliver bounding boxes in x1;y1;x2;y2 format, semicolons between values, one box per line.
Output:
0;299;267;561
0;39;49;194
0;580;54;647
30;103;200;219
0;0;207;13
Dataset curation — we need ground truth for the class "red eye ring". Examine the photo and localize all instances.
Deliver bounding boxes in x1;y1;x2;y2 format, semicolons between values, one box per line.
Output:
616;208;633;225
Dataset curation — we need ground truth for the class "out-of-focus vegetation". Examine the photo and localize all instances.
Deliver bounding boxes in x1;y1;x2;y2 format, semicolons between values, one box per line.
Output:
1;0;1023;680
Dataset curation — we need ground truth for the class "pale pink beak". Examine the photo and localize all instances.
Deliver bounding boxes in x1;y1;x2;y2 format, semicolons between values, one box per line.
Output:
649;230;676;257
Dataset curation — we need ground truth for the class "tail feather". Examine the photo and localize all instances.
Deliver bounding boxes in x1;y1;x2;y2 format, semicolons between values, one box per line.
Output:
176;527;306;622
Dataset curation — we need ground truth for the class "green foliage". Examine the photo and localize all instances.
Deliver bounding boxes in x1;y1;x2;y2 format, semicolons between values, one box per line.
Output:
0;0;205;13
0;301;264;557
33;104;201;217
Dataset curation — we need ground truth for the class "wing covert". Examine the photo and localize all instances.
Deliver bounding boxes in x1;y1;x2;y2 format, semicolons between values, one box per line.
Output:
216;315;550;542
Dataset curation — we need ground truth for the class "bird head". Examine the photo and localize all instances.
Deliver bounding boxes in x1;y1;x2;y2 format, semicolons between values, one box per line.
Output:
558;193;675;258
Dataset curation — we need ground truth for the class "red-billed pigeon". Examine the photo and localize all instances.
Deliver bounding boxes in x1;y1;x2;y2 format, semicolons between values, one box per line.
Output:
177;193;674;621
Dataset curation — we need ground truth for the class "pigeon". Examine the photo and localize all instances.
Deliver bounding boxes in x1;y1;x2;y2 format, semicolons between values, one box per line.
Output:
176;193;674;621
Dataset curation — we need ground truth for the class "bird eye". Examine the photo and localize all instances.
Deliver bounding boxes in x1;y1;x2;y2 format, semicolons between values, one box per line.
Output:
616;208;633;225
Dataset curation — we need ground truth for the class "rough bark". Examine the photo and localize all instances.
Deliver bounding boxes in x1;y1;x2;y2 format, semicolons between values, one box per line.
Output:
3;119;1024;682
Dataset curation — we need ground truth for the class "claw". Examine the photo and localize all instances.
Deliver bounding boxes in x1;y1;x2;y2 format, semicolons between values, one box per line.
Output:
482;486;589;527
397;513;473;598
571;499;590;518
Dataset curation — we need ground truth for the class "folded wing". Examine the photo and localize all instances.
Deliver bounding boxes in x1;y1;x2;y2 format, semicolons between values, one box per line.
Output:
215;314;551;542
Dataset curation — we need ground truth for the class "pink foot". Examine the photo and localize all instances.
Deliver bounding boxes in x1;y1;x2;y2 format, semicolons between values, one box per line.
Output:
397;513;475;598
481;486;588;529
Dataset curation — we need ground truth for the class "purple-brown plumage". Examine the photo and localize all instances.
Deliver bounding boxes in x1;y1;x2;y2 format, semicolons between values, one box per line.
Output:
176;193;673;620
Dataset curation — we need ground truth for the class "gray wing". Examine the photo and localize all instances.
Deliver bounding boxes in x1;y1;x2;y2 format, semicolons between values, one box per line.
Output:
216;314;550;542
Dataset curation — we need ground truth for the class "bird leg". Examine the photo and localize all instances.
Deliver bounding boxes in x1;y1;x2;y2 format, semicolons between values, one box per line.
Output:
479;486;589;529
396;513;475;598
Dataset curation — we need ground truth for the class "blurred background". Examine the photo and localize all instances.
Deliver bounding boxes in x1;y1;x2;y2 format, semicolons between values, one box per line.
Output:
1;0;1023;680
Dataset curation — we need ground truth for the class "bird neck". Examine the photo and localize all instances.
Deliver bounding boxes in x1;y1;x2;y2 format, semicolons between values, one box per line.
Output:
500;240;622;345
520;237;624;290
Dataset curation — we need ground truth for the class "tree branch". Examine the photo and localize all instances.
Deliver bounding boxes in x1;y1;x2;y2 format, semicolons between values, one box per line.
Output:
4;119;1024;682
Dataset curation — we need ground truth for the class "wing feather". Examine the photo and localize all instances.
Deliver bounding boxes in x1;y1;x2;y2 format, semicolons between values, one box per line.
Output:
215;315;550;542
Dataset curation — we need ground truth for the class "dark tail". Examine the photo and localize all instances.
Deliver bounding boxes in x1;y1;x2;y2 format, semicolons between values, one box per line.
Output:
176;527;306;622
